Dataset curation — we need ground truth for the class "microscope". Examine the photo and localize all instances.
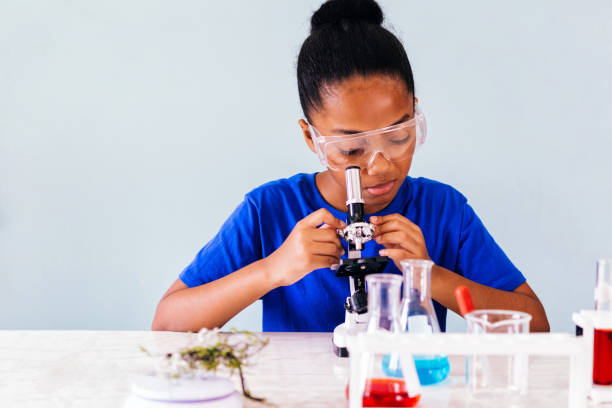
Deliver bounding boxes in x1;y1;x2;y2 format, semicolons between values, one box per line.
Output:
332;166;389;357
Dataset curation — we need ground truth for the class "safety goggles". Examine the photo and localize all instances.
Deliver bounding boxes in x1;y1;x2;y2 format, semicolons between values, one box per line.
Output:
309;106;427;171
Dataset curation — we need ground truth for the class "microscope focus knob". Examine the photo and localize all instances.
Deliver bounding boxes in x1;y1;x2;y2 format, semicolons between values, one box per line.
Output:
345;291;368;314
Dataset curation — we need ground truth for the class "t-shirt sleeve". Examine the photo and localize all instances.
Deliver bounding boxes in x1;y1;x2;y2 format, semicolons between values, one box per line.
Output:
455;201;526;291
179;196;262;288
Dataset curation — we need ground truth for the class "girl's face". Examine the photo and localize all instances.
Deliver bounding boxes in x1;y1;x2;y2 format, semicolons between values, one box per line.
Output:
299;74;415;213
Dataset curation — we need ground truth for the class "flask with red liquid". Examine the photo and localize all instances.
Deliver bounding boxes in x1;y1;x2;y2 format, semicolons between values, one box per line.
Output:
594;259;612;385
346;273;422;407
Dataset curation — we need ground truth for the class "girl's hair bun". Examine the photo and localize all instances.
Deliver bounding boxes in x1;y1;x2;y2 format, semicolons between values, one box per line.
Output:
298;0;413;122
311;0;384;31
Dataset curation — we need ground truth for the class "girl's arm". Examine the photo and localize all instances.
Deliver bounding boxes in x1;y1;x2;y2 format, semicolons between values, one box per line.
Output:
430;266;549;332
371;214;550;332
152;258;278;332
152;208;345;332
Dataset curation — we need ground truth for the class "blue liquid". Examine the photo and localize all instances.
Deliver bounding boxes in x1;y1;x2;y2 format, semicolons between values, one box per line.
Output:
382;354;450;385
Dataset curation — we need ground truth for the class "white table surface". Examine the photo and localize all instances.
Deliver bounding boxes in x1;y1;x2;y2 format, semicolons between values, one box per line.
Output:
0;331;591;407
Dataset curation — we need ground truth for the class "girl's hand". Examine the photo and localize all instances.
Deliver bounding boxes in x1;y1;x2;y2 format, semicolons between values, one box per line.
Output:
370;214;431;269
266;208;346;287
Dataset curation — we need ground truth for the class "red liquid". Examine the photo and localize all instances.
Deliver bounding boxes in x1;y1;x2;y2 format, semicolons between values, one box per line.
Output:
594;329;612;385
346;378;420;407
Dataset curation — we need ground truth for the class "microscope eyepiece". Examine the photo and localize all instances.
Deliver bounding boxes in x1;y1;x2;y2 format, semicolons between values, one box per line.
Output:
345;167;364;206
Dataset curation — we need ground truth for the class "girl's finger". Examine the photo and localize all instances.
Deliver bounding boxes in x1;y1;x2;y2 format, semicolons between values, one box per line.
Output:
375;231;419;249
313;254;342;269
373;217;419;236
371;214;409;225
370;215;392;224
310;241;345;257
312;228;343;248
303;208;346;229
379;247;413;260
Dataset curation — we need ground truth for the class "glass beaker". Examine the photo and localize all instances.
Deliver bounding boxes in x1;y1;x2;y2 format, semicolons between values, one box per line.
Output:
388;260;450;385
593;259;612;385
361;274;421;407
465;310;531;397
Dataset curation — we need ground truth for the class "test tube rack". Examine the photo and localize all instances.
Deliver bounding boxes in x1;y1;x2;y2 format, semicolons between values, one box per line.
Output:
573;310;612;404
346;331;587;408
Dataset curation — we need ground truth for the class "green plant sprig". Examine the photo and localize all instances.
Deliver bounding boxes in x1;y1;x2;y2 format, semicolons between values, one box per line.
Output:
142;329;269;403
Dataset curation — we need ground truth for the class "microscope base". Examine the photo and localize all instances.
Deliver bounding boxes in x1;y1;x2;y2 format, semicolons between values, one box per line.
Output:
332;323;350;357
332;312;369;357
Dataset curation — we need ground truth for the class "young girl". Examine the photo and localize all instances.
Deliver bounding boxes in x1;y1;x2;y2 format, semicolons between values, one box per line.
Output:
152;0;549;333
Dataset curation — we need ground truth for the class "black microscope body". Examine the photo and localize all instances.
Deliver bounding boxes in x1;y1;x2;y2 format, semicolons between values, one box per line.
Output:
332;166;390;356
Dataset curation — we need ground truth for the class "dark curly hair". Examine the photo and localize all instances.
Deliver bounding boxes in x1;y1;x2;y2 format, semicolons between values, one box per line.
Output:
297;0;415;122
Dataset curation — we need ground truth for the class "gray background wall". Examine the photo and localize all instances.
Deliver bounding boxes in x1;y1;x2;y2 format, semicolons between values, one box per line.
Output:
1;0;611;332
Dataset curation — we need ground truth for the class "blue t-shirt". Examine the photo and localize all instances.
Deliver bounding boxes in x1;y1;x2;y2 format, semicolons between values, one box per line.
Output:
180;173;525;332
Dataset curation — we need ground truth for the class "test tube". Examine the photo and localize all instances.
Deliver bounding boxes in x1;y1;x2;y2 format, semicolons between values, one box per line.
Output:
593;259;612;385
595;259;612;311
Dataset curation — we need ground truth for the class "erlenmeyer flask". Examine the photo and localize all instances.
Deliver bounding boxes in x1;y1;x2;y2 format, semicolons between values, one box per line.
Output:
396;260;450;385
360;273;421;407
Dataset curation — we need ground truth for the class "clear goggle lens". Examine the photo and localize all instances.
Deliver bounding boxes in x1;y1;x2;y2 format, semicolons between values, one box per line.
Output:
310;110;426;171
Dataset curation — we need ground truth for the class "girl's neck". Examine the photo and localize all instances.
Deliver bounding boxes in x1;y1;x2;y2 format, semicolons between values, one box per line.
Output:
314;172;346;212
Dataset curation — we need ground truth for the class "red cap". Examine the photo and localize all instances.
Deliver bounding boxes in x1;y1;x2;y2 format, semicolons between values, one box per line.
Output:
455;285;475;316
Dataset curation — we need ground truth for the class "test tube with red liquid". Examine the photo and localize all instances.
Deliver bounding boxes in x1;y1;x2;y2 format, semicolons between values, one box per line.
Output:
594;259;612;385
